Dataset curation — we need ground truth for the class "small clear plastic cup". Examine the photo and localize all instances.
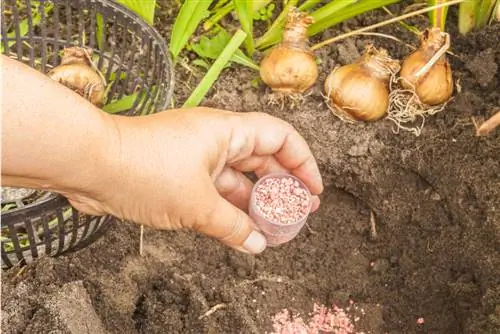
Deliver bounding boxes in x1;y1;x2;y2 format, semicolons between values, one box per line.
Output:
249;173;312;247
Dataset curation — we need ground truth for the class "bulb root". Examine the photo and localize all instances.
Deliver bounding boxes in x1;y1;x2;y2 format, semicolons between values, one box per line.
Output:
387;28;453;136
387;75;449;136
266;90;309;110
259;7;318;99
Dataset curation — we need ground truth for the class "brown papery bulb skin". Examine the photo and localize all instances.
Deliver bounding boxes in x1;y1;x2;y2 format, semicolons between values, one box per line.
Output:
47;47;105;106
259;8;318;93
400;28;453;106
324;45;400;122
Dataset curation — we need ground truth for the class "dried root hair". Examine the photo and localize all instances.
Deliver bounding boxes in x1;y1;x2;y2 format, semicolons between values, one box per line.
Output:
266;90;310;110
386;74;450;136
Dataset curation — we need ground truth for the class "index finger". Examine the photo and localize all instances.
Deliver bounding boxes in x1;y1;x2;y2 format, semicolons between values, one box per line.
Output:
239;112;324;195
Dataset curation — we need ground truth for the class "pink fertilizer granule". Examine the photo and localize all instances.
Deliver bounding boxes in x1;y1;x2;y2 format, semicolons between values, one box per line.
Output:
254;177;310;225
270;303;364;334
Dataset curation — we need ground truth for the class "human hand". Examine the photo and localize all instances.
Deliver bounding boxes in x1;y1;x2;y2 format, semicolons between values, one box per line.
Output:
67;107;324;254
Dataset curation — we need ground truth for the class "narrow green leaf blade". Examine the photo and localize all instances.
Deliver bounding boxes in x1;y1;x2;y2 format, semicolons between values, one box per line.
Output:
115;0;156;25
170;0;214;60
307;0;402;37
190;29;259;70
298;0;324;11
183;29;247;108
96;14;104;50
233;0;255;55
458;0;477;34
309;0;358;24
476;0;496;27
427;0;450;30
103;93;139;113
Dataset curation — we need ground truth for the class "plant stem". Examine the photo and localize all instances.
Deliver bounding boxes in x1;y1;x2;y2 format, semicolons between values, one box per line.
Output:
311;0;466;51
182;29;247;108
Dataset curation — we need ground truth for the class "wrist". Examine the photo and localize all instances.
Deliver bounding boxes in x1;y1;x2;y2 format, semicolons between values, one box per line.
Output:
53;111;124;212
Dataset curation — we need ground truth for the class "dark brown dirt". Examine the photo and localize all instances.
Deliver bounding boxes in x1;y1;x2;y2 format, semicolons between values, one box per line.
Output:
2;2;499;334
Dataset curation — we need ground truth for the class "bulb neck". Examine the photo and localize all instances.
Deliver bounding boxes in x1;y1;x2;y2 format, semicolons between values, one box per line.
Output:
282;8;313;49
419;27;450;60
359;45;400;81
60;47;93;66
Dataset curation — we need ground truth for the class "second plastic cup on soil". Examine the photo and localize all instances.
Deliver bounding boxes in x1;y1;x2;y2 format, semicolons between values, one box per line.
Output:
249;173;312;247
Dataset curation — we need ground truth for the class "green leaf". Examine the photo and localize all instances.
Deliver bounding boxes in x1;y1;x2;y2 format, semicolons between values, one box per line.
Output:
96;14;104;50
382;6;422;35
298;0;324;11
190;29;259;70
115;0;156;25
233;0;255;56
0;2;52;53
255;0;299;50
427;0;450;30
307;0;402;37
102;87;153;114
476;0;496;27
213;0;232;11
192;58;211;70
458;0;477;33
170;0;214;60
204;2;234;31
183;29;247;108
310;0;358;24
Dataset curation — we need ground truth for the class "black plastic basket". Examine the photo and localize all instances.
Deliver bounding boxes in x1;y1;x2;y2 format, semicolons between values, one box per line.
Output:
1;0;175;269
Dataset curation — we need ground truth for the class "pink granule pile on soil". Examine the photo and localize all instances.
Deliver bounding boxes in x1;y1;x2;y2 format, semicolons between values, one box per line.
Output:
270;303;364;334
254;177;310;224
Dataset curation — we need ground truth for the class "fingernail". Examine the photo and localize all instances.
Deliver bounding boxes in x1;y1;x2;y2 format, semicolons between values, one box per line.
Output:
243;230;267;254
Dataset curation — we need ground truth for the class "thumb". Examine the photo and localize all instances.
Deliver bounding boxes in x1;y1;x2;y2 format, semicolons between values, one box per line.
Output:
196;190;267;254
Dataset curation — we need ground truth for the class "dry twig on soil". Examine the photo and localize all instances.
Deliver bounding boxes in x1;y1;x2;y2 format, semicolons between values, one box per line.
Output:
198;303;227;320
369;211;378;241
476;110;500;136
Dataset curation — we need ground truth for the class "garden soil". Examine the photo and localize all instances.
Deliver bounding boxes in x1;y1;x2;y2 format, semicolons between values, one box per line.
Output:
2;3;499;334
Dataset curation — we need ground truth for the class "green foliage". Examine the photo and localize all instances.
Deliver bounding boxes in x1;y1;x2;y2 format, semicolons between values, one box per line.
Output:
169;0;214;61
253;2;275;21
255;0;299;50
203;0;271;31
183;29;247;108
97;1;156;51
256;0;402;50
115;0;156;25
307;0;402;37
233;0;255;55
427;0;450;30
0;1;53;53
190;29;259;70
458;0;498;34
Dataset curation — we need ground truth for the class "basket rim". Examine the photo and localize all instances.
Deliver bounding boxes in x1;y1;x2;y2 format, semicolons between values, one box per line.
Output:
1;191;71;222
96;0;175;111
